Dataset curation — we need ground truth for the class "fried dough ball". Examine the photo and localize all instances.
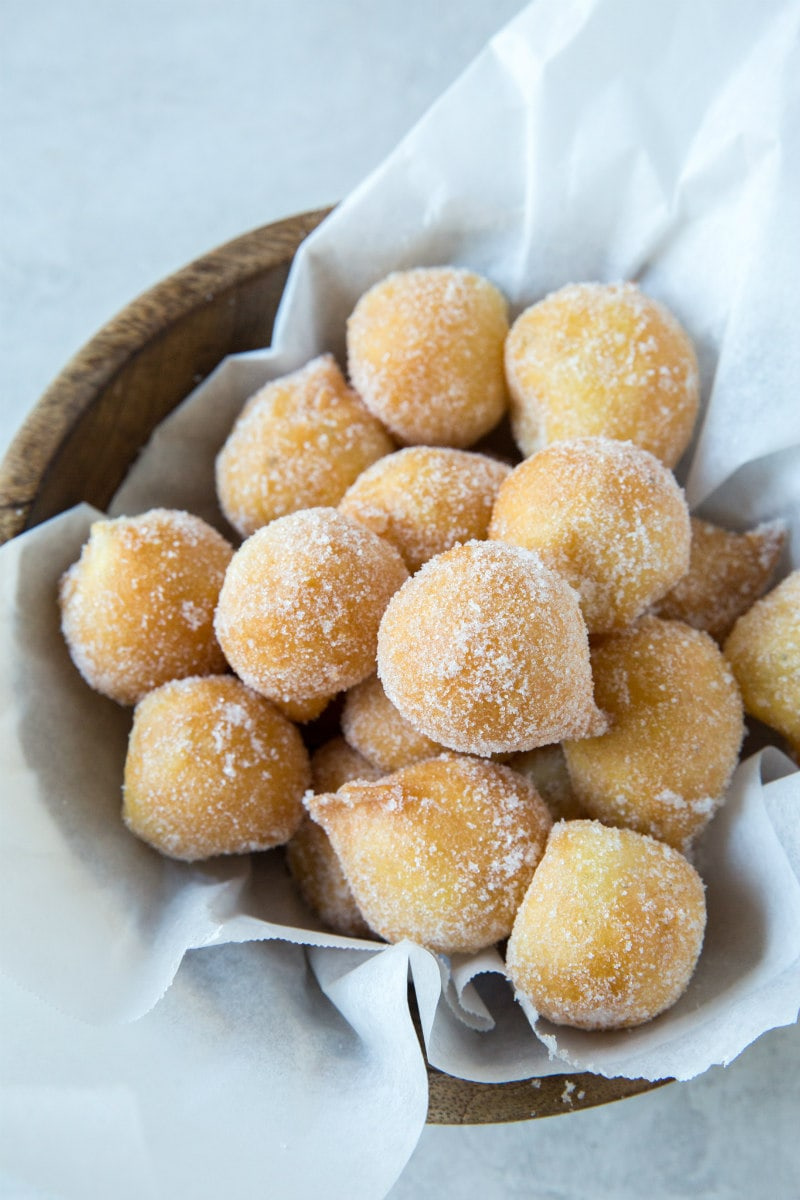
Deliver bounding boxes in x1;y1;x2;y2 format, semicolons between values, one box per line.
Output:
286;818;372;939
505;282;700;466
506;821;706;1031
287;737;382;938
377;540;606;757
339;446;510;573
341;674;445;773
215;354;394;538
489;437;691;634
59;508;233;706
310;737;383;794
347;267;509;447
122;675;310;861
215;508;408;705
653;517;787;642
724;570;800;757
273;692;334;726
563;617;743;850
506;745;585;822
305;754;553;954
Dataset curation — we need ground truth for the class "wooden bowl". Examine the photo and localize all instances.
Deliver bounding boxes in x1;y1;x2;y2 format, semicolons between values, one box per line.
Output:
0;210;666;1122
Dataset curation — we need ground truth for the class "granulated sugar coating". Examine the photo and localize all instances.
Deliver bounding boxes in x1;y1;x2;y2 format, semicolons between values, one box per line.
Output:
341;673;445;773
564;616;744;851
506;821;706;1031
215;354;394;538
59;508;233;706
347;267;509;447
489;437;691;634
215;507;409;704
377;540;606;756
339;446;510;573
505;282;699;466
654;517;787;643
305;754;553;954
286;819;373;938
724;570;800;759
122;675;310;861
310;737;383;794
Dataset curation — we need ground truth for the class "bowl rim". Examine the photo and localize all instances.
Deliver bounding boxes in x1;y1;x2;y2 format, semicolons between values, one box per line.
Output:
0;209;670;1122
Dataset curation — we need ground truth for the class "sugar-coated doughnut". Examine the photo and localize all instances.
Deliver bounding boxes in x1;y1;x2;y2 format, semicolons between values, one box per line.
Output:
216;354;394;538
489;437;690;634
505;282;699;466
341;674;444;773
507;745;585;822
272;692;333;725
654;517;787;642
724;570;800;758
59;508;233;706
347;267;509;447
287;736;381;937
123;675;310;861
339;446;510;573
564;616;743;850
286;819;373;938
305;754;552;954
506;821;706;1031
214;507;409;705
310;737;383;794
378;540;606;757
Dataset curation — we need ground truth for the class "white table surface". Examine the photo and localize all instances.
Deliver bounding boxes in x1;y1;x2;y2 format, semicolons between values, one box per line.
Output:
2;3;798;1197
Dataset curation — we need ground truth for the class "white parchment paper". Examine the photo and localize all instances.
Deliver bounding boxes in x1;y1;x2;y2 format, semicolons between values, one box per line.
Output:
2;1;800;1196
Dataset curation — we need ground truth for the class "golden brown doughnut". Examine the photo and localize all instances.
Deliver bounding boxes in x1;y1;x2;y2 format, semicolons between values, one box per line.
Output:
506;820;706;1030
724;570;800;758
341;674;444;773
505;282;699;466
563;616;743;850
347;267;509;447
339;446;510;573
59;508;233;706
285;819;373;939
305;754;552;954
310;737;383;794
214;507;409;705
377;540;606;756
123;675;310;861
215;354;394;538
489;437;691;634
654;517;786;642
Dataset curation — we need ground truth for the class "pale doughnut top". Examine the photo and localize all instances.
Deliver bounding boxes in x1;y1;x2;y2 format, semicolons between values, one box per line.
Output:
378;540;603;755
215;506;408;701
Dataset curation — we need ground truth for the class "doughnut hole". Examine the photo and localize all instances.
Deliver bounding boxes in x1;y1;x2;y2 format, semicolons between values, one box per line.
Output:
489;437;690;634
122;675;310;861
654;517;787;643
377;540;606;757
505;281;699;466
214;507;409;705
310;737;383;794
506;821;706;1031
215;354;394;538
59;508;233;706
724;570;800;758
347;267;509;447
339;446;510;573
341;674;444;773
305;754;552;955
563;616;744;851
